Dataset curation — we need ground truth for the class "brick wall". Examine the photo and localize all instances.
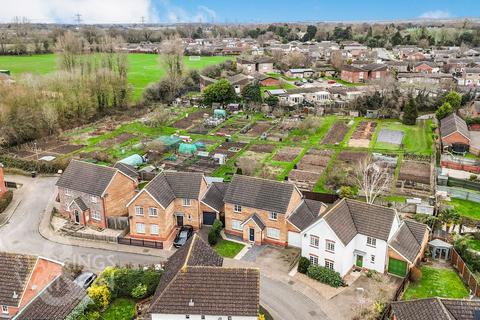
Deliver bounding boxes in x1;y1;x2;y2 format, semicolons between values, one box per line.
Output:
104;172;137;217
442;132;470;146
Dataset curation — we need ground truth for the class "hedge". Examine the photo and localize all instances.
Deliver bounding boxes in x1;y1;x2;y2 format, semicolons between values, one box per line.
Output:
298;257;311;274
208;219;223;246
306;264;345;288
0;190;13;214
0;155;68;174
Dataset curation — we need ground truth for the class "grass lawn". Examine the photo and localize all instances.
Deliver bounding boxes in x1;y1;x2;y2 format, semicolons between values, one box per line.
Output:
449;198;480;220
402;266;469;300
467;238;480;252
0;53;233;100
213;238;245;258
100;298;136;320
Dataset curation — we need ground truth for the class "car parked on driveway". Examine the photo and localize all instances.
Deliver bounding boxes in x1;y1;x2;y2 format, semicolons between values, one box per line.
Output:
173;225;194;248
74;272;97;289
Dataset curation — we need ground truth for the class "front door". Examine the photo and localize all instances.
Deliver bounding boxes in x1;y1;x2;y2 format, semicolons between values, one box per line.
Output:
74;210;80;224
249;228;255;242
356;255;363;268
176;215;184;227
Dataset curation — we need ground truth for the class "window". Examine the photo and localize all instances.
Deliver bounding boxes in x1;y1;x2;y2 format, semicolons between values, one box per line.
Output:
234;204;242;213
1;306;7;314
91;210;101;221
136;223;145;234
325;259;334;270
325;240;335;253
231;219;242;231
376;71;381;79
201;316;205;320
185;316;190;319
90;196;97;203
370;255;375;263
310;235;319;248
150;224;159;235
359;72;364;79
135;206;144;216
149;207;158;217
267;227;280;240
309;254;319;265
65;188;72;196
367;237;376;247
183;198;191;207
269;212;278;220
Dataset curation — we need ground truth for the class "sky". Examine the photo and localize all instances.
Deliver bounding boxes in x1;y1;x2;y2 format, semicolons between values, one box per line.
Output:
0;0;478;24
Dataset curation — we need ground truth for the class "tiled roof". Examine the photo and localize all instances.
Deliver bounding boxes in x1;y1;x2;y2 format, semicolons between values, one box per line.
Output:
0;252;37;307
323;199;396;245
242;213;266;230
56;160;116;197
15;275;87;320
440;113;470;141
288;199;326;231
392;298;480;320
113;162;139;180
150;235;259;317
224;175;296;214
201;182;228;212
389;219;428;263
73;197;88;212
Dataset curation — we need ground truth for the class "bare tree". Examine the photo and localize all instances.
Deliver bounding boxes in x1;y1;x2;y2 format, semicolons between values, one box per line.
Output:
355;158;392;204
160;37;184;101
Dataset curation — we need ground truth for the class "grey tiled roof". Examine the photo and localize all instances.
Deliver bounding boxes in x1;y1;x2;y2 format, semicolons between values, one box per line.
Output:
323;199;396;245
389;219;428;263
224;175;296;214
145;174;176;208
15;275;87;320
73;197;88;212
56;160;117;197
201;182;228;212
242;213;266;230
150;235;259;317
440;113;470;141
113;162;139;179
0;252;37;307
288;199;326;231
392;298;480;320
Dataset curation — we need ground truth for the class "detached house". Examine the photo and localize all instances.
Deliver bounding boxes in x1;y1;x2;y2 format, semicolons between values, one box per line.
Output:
412;61;439;74
301;199;429;277
440;113;471;152
237;56;274;75
224;175;326;247
56;160;138;229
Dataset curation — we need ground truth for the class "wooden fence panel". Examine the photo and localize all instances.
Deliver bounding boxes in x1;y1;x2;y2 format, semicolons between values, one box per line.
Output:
451;248;480;298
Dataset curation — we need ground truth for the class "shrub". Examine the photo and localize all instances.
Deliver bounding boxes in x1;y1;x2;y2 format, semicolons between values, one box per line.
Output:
0;155;67;174
339;186;355;199
87;284;111;310
306;265;345;288
470;174;478;181
298;257;311;274
409;266;422;283
131;283;148;299
208;219;223;246
0;190;13;213
86;311;101;320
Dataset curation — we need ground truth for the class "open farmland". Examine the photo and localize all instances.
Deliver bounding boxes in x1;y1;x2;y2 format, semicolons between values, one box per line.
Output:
0;54;233;100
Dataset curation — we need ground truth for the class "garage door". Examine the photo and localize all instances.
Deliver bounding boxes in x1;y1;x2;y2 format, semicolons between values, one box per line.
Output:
288;231;302;248
388;258;407;277
203;212;216;226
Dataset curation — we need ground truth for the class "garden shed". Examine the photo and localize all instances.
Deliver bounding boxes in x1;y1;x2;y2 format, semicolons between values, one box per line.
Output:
214;109;227;118
429;239;452;261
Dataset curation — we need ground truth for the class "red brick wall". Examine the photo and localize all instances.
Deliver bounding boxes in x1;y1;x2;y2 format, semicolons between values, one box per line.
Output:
413;65;433;73
441;160;480;174
340;70;367;83
442;132;470;146
259;78;280;87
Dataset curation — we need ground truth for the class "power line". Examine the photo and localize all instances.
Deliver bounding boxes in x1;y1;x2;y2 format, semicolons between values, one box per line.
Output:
74;13;82;25
141;16;145;24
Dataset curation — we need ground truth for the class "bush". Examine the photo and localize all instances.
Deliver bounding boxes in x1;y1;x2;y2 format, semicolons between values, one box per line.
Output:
0;190;13;213
409;266;422;283
298;257;311;274
131;283;148;299
208;219;223;246
87;284;111;310
339;186;355;199
306;265;345;288
0;155;67;174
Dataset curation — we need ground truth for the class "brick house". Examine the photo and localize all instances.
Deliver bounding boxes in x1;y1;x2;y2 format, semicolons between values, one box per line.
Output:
237;56;274;75
392;298;480;320
462;67;480;87
0;163;7;197
56;160;138;229
440;113;471;151
126;172;208;243
257;74;281;87
364;63;388;80
223;174;325;247
0;252;64;319
412;61;439;74
340;65;368;83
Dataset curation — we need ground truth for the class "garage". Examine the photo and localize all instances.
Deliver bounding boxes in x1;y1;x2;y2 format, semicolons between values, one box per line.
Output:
288;231;302;248
202;212;216;226
388;258;408;277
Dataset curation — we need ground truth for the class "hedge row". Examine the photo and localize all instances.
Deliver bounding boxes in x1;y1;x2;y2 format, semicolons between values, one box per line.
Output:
0;190;13;214
0;155;68;174
208;219;223;245
297;257;345;288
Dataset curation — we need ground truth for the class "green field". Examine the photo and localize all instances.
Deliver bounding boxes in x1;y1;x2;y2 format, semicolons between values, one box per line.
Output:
0;54;233;100
402;266;469;300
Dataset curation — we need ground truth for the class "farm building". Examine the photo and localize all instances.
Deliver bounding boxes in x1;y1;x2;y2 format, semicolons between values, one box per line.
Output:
440;113;471;153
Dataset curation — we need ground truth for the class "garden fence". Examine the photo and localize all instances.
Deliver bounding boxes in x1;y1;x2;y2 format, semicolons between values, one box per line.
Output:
437;186;480;204
378;270;411;320
451;249;480;297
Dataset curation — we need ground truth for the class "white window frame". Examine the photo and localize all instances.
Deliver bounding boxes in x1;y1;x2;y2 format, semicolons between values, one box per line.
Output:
1;305;7;314
135;206;144;216
150;224;159;235
149;207;158;217
269;212;278;221
325;240;335;253
136;223;145;234
310;235;319;248
234;204;242;213
325;259;334;270
266;227;280;240
367;236;376;248
90;195;97;203
231;219;242;231
91;210;101;221
65;188;72;196
309;254;319;265
183;198;191;207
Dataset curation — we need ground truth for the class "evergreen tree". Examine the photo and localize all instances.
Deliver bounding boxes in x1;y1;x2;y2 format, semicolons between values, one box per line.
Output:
402;96;418;125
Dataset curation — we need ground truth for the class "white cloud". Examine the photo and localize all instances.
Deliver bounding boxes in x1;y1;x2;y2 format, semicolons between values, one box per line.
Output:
419;10;451;19
0;0;158;24
159;0;217;23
